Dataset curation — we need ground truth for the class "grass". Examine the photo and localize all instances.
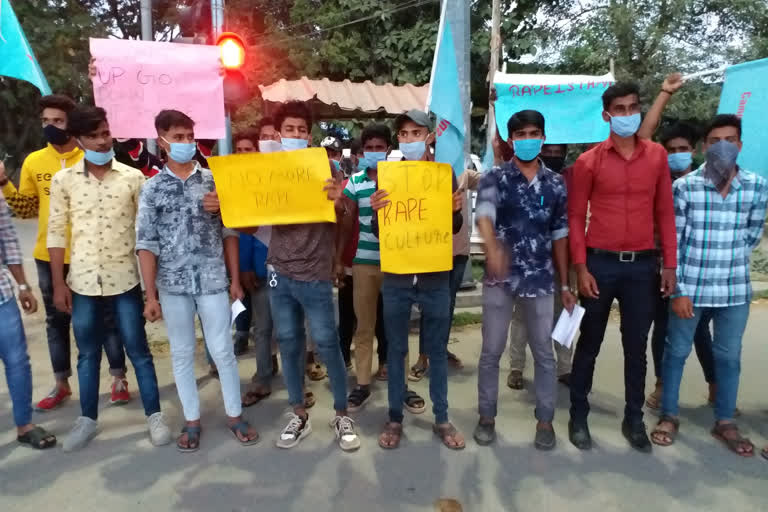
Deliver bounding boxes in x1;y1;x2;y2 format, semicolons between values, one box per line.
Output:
471;258;484;282
452;312;483;327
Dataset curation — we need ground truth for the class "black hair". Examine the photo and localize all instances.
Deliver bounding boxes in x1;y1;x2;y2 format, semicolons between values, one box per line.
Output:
154;109;195;133
273;101;312;133
602;82;640;110
233;129;258;146
350;138;363;156
67;106;109;137
361;124;392;147
507;110;545;136
258;116;275;132
39;94;77;115
659;122;699;148
704;114;742;140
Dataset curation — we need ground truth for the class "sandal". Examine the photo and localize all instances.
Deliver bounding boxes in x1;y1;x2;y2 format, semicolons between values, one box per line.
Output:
242;389;271;408
507;370;524;390
17;426;57;450
375;365;388;381
378;422;403;450
447;351;464;370
229;421;260;446
650;415;679;447
306;362;327;381
177;425;202;453
304;390;316;409
408;362;428;382
711;422;755;457
403;389;426;414
645;386;662;410
433;422;465;450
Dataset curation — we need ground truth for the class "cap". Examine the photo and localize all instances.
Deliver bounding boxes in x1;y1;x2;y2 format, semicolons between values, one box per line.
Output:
394;109;433;132
320;136;342;151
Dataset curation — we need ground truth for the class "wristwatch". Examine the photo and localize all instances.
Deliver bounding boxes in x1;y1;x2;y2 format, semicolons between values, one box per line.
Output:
18;284;30;291
560;285;571;292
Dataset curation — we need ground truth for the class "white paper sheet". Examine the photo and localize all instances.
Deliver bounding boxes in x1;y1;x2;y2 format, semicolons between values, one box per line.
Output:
230;299;247;328
551;305;586;349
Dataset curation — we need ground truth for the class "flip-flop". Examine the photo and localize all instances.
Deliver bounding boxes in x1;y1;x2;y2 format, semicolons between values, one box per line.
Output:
229;421;260;446
17;426;56;450
242;390;271;408
403;390;426;414
408;363;428;382
433;422;465;450
711;423;754;457
650;416;679;447
378;422;403;450
177;425;202;453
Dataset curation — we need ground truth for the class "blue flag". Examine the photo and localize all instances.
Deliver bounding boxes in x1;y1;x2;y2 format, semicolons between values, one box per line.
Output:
0;0;51;95
428;20;465;176
718;58;768;178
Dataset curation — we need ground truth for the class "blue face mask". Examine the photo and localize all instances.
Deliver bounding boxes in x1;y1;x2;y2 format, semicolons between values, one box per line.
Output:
162;138;197;164
357;158;369;171
609;113;641;138
281;138;309;151
667;152;693;172
83;147;115;166
512;138;544;162
363;152;387;166
400;141;426;161
331;160;340;171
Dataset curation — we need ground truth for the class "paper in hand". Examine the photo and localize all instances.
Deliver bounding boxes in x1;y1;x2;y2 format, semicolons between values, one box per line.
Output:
551;305;586;349
230;299;247;328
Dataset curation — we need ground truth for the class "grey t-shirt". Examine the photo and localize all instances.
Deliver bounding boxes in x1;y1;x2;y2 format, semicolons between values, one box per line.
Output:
267;222;336;282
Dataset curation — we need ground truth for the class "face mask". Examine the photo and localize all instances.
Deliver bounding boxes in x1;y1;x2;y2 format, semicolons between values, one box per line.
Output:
541;155;566;173
83;147;115;166
357;158;369;171
281;138;308;151
400;141;426;161
513;139;544;162
667;152;693;172
609;112;641;138
704;140;740;191
44;124;70;146
258;140;282;154
162;138;197;164
364;152;387;167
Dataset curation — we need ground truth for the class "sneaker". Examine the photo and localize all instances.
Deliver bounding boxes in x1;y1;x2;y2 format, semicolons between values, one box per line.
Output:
331;415;360;451
35;386;72;411
147;412;172;446
347;386;371;413
63;416;99;452
473;421;496;446
276;413;312;449
110;379;131;406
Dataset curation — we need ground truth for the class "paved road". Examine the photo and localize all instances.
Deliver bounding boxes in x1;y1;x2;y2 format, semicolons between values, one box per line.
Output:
1;218;767;512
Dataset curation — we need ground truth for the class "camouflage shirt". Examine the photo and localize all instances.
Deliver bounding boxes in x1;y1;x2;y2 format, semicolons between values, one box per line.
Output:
135;164;236;296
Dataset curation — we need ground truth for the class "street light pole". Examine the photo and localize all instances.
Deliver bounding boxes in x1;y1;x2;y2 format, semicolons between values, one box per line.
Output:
211;0;232;156
140;0;157;155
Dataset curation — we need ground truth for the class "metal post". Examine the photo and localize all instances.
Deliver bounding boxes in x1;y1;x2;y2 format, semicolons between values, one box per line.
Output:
211;0;232;155
140;0;157;155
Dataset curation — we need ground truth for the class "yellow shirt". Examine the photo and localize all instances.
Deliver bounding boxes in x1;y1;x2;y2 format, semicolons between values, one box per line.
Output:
1;144;82;262
47;159;145;296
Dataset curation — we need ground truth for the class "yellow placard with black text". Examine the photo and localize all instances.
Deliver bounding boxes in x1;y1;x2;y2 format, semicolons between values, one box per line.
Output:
208;147;336;227
377;161;453;274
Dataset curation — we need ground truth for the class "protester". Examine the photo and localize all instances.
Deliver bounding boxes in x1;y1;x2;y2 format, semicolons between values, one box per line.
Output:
0;194;56;450
234;130;258;153
651;114;768;457
369;109;465;450
322;136;343;173
0;94;130;412
48;106;170;451
567;82;677;453
136;109;258;452
474;110;575;449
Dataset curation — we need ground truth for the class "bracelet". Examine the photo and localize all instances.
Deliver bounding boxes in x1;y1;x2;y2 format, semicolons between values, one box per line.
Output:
560;285;570;292
661;89;674;95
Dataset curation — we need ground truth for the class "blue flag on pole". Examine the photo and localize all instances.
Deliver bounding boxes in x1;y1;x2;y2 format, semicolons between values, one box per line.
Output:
0;0;51;95
717;58;768;178
428;15;465;176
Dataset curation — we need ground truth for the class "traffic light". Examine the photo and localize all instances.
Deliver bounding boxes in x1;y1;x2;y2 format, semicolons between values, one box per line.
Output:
216;32;249;106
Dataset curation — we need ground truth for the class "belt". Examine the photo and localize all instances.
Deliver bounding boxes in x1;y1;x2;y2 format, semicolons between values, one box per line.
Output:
587;247;657;263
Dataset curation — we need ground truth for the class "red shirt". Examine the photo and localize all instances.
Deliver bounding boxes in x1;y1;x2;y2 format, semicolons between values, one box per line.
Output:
568;137;676;267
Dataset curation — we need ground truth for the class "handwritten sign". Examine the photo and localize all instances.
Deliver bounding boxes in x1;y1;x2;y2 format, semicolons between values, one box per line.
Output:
89;38;225;139
494;72;615;143
208;148;336;228
377;161;453;274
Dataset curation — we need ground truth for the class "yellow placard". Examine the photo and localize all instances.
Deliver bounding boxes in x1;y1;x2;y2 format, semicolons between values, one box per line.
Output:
377;161;453;274
208;147;336;228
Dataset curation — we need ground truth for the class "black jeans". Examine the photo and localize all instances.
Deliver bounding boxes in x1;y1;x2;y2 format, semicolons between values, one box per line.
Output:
337;274;387;367
650;295;715;383
569;251;657;425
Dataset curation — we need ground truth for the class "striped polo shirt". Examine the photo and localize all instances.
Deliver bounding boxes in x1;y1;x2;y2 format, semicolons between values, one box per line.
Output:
343;169;380;265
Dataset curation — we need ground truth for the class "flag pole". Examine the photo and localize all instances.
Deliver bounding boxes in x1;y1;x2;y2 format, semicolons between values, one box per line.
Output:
683;66;728;81
485;0;502;157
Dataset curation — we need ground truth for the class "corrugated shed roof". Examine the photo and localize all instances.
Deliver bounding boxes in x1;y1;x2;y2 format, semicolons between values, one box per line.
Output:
258;76;429;118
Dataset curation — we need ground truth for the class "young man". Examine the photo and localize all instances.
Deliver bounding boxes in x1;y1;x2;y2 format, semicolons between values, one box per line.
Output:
48;106;170;451
507;142;575;390
651;115;768;457
568;82;677;453
0;195;56;450
257;116;282;153
369;110;465;450
0;94;129;412
234;130;258;154
136;109;258;452
474;111;575;449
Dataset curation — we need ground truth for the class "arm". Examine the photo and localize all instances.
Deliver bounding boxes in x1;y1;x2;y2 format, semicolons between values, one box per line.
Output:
47;174;71;313
670;181;694;319
0;160;40;219
745;178;768;250
135;185;163;320
335;182;358;268
451;172;463;234
550;181;576;311
0;197;37;313
474;172;506;279
655;153;677;269
223;229;244;301
637;73;683;140
567;156;592;266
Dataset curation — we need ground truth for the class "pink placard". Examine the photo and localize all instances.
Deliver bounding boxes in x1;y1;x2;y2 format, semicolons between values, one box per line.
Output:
89;38;225;139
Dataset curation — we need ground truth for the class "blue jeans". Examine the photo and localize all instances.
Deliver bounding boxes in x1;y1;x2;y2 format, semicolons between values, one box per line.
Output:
417;255;468;354
661;303;749;421
71;286;161;420
383;280;451;424
0;299;33;427
269;273;347;411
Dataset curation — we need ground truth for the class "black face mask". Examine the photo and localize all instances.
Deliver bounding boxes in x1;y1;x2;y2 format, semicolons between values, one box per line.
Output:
541;155;566;174
43;124;70;146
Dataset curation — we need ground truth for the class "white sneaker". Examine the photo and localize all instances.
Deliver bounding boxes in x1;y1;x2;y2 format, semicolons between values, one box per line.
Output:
331;415;360;451
63;416;98;452
147;412;172;446
276;412;312;449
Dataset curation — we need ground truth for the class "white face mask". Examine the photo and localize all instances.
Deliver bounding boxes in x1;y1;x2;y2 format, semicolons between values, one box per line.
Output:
258;140;283;153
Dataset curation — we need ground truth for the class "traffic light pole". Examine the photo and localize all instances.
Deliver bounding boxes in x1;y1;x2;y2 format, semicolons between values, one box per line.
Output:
211;0;232;155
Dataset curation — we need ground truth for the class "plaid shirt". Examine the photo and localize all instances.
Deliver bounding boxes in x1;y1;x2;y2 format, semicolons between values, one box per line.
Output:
0;195;23;304
673;166;768;307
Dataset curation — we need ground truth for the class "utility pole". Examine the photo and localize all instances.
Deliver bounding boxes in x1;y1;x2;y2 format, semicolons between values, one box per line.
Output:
211;0;232;156
140;0;157;155
486;0;501;159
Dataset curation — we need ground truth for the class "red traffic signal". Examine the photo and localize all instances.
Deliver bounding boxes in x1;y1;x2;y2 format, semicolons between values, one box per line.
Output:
217;32;245;70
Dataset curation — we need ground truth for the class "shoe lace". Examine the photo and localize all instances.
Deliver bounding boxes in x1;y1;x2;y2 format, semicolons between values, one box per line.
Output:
334;416;356;438
71;417;93;436
148;413;165;430
282;414;304;437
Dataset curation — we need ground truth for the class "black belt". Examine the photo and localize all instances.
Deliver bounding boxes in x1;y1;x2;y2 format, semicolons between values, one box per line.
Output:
587;247;657;263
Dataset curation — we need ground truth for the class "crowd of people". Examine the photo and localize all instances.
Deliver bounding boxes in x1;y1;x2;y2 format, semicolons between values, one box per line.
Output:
0;70;766;460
